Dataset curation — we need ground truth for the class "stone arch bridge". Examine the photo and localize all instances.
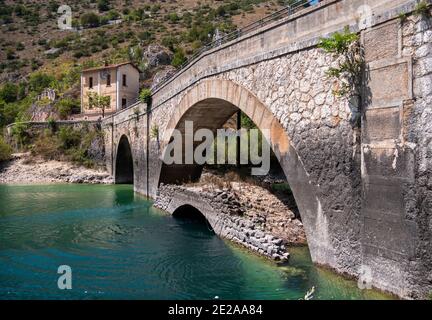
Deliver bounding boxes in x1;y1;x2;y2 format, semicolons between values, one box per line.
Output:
102;0;432;299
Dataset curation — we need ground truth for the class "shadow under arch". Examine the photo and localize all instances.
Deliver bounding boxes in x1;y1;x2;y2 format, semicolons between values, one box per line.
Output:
172;204;215;234
156;79;335;268
115;135;134;184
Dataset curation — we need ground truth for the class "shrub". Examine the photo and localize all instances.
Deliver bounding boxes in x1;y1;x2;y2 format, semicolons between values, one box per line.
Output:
31;132;61;160
6;48;15;60
167;12;180;23
161;36;178;51
138;31;153;41
106;9;119;20
58;126;81;149
151;4;161;14
0;136;12;161
271;183;292;193
16;42;24;51
150;125;159;140
56;98;80;119
11;122;29;147
47;117;57;133
171;47;186;68
67;147;90;166
80;12;100;28
318;26;362;97
97;0;110;12
0;82;18;103
28;72;55;94
139;88;152;105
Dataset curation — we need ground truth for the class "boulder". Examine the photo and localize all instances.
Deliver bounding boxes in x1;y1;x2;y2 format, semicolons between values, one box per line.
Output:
144;44;173;69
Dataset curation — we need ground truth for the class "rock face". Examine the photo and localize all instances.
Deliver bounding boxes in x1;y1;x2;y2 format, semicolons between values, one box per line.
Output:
144;44;172;69
151;66;177;90
27;102;59;121
0;153;113;184
154;181;306;262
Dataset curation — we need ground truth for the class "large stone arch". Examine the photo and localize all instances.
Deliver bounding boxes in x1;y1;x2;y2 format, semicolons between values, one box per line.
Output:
156;79;342;269
115;134;134;184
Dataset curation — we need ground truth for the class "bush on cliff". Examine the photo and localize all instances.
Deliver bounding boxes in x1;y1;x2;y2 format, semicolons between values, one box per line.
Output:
56;98;80;120
11;122;30;149
31;125;104;168
0;136;12;161
31;131;61;160
58;126;81;149
171;47;186;68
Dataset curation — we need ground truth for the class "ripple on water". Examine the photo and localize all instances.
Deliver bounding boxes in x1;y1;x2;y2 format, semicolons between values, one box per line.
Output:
0;184;394;300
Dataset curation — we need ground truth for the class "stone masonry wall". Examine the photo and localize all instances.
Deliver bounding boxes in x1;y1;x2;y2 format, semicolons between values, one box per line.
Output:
360;10;432;299
154;184;290;261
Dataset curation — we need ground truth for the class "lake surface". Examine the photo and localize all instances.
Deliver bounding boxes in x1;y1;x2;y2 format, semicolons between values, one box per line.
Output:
0;184;392;300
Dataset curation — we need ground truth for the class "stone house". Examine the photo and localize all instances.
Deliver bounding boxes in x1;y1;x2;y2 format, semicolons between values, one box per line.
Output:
80;62;140;119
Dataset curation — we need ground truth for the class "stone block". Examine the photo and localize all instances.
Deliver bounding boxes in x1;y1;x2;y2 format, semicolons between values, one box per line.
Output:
363;217;416;259
366;59;412;108
363;146;415;181
364;107;400;142
363;179;405;218
364;21;400;62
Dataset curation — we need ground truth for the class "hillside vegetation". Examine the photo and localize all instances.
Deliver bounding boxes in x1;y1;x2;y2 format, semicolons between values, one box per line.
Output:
0;0;294;129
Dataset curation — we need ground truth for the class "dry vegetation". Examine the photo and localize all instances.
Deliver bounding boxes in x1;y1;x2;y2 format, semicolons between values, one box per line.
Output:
0;0;285;84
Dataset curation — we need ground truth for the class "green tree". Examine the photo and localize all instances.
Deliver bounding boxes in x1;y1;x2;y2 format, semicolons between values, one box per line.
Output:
28;72;55;94
0;82;18;103
87;92;110;117
56;98;80;120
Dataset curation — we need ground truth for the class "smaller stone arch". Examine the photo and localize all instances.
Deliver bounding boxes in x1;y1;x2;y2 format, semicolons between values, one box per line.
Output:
115;135;134;184
173;204;211;225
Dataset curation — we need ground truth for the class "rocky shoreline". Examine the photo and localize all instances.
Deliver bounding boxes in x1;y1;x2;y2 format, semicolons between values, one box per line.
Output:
0;153;113;184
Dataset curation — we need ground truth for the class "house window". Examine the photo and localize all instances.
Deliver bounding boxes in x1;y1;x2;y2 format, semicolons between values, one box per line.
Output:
89;77;93;89
122;98;127;109
106;74;111;86
122;74;127;86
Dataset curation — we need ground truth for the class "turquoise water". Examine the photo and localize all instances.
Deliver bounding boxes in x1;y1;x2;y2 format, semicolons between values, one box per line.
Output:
0;184;392;300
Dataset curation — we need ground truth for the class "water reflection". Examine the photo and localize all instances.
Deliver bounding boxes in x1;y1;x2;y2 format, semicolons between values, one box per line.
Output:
0;184;393;300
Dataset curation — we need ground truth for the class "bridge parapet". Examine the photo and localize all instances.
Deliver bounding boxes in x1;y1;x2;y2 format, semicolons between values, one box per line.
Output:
151;0;416;109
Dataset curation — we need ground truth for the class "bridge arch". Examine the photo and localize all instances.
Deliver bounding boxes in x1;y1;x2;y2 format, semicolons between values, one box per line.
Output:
172;204;213;230
157;79;334;267
115;134;134;184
